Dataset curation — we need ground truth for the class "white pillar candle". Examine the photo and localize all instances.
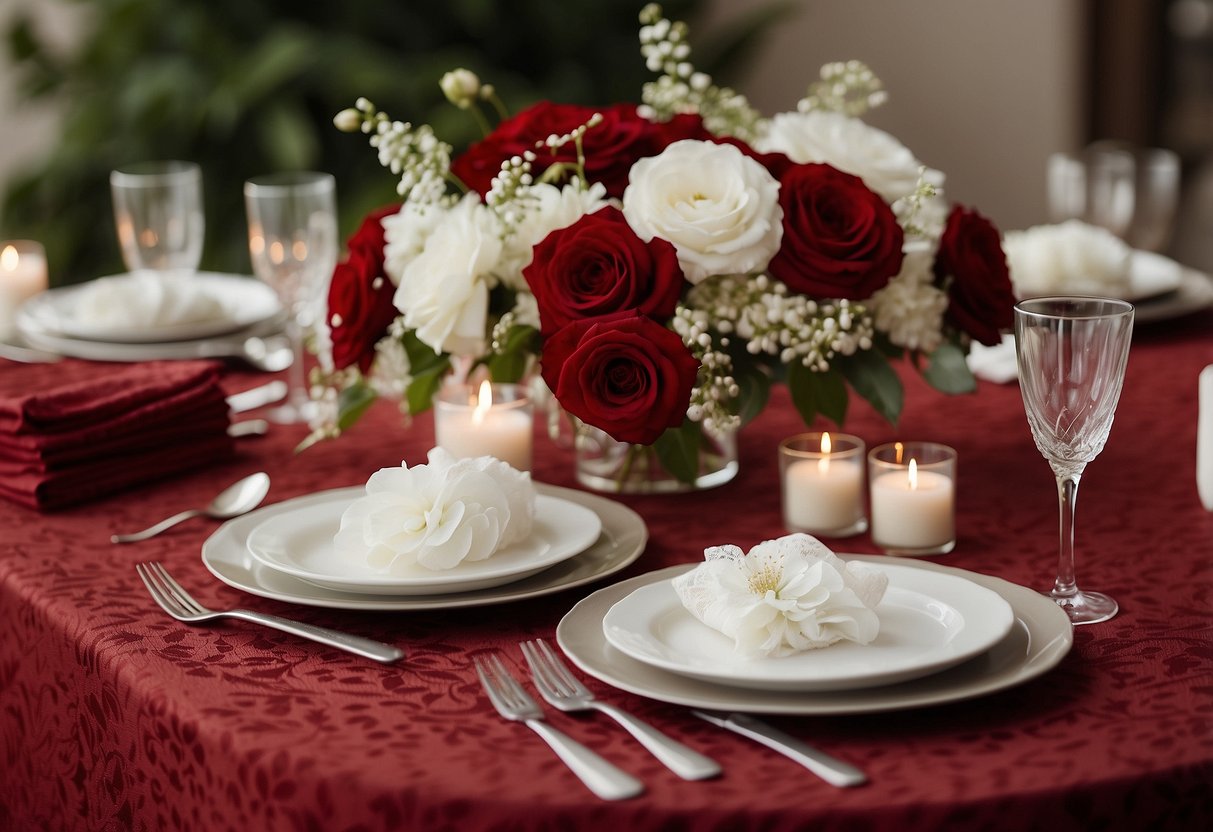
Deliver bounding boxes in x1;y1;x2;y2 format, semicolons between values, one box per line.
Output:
434;381;533;471
0;241;49;340
870;459;956;553
780;432;867;536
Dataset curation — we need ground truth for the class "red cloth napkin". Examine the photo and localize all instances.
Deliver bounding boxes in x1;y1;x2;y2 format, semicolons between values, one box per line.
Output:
0;360;235;510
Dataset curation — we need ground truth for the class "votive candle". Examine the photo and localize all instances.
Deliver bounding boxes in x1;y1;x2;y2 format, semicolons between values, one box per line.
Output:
0;240;48;340
868;441;957;556
780;432;867;537
434;380;533;471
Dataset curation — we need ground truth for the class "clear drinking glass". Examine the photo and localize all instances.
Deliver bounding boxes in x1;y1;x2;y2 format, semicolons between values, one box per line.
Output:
1124;146;1181;252
244;172;338;424
1047;147;1136;237
110;161;204;275
1014;297;1134;625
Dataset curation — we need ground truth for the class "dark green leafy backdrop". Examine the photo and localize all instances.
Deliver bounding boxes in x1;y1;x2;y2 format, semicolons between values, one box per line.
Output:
2;0;781;285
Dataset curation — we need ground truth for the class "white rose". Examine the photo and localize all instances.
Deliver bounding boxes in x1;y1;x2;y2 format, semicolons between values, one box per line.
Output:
394;194;502;356
1002;220;1131;298
382;201;451;286
758;111;939;205
622;139;783;284
497;182;609;289
334;447;534;573
673;533;888;657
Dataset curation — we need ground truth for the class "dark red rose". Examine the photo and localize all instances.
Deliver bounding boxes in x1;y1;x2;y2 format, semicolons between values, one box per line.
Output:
541;310;700;445
767;163;904;300
452;102;704;198
935;205;1015;346
327;206;400;372
523;206;685;336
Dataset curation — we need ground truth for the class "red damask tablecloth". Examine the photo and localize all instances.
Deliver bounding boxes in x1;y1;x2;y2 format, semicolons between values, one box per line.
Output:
2;312;1211;832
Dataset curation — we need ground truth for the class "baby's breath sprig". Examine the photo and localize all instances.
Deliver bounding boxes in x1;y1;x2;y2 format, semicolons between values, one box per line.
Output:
334;98;458;205
637;4;764;142
797;60;887;117
485;152;538;239
535;112;604;188
672;306;741;436
893;166;942;238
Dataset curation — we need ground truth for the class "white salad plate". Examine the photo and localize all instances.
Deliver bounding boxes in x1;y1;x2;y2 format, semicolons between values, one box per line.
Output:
202;483;647;610
1131;255;1213;323
601;562;1014;692
558;559;1073;715
244;488;603;595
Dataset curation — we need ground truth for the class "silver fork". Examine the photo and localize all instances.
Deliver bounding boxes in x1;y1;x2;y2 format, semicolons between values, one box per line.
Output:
474;653;643;801
135;562;404;663
521;639;721;781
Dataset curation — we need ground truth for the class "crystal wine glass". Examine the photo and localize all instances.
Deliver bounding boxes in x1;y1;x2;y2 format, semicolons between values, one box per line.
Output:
110;161;204;276
1014;297;1134;624
244;172;338;424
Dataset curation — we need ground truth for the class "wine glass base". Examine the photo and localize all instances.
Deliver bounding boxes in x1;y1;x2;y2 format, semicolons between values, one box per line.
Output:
1047;589;1119;625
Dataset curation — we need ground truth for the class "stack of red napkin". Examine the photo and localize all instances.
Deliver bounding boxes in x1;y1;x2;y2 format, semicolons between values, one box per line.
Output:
0;360;234;510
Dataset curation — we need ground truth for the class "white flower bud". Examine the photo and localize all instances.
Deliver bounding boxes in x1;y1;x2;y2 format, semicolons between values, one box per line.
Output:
334;108;363;132
440;68;482;109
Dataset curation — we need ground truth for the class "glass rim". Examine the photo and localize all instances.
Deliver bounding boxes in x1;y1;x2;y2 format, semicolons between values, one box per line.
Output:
110;160;200;185
779;431;864;459
244;171;335;196
1014;296;1134;322
434;382;530;409
868;441;956;470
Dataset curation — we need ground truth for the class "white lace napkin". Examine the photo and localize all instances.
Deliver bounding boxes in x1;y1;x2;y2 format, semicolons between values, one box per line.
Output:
69;271;227;331
334;447;535;573
1003;220;1132;299
672;533;888;658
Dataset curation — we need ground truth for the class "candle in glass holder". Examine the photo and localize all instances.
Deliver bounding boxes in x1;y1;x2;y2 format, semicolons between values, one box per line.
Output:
0;241;49;340
780;431;867;537
434;380;533;471
868;441;957;556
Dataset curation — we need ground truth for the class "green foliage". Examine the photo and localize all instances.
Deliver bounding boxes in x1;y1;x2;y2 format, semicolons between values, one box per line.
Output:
836;349;904;425
653;418;702;485
401;330;452;414
921;340;977;394
486;323;539;383
787;362;848;426
0;0;707;284
336;379;377;431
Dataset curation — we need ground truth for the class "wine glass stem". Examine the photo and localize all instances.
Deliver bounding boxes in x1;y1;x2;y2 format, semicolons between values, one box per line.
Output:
285;316;308;413
1053;472;1082;598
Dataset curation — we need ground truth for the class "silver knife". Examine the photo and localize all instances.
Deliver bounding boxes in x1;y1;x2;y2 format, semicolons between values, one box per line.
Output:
692;710;866;787
226;380;288;414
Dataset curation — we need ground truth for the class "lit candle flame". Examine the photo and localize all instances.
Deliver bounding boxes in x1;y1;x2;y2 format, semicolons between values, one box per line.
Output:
908;458;918;490
472;379;493;426
0;245;16;272
895;442;904;464
818;431;832;474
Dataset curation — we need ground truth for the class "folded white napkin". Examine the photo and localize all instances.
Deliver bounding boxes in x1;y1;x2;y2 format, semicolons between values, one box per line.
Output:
966;332;1018;384
672;533;888;658
1003;220;1132;299
334;447;535;573
1199;365;1213;511
70;271;227;331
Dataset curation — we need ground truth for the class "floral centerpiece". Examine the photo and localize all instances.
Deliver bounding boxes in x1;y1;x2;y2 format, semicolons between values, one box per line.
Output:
309;4;1014;488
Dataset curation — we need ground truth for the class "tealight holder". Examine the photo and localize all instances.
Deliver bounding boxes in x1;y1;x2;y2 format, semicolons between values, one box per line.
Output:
779;432;867;537
434;380;533;471
868;441;957;556
0;240;48;341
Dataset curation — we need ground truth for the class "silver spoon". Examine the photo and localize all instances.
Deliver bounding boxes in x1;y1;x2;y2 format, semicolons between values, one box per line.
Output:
111;472;271;544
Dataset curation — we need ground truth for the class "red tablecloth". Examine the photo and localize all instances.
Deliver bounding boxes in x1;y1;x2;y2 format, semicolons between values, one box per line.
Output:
2;312;1211;831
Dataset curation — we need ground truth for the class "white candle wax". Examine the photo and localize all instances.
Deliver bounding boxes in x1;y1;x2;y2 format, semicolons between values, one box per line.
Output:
436;406;533;471
783;458;864;532
870;468;955;550
0;243;49;340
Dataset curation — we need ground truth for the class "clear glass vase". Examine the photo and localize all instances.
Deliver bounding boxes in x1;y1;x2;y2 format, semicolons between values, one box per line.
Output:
573;422;739;494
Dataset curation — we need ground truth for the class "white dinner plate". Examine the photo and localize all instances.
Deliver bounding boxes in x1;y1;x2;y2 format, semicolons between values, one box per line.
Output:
1132;257;1213;323
601;563;1014;692
245;489;602;595
558;559;1073;715
17;272;283;342
1123;250;1184;301
201;483;647;610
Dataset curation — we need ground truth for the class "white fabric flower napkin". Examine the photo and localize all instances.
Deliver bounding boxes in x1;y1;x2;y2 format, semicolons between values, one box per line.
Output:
672;533;888;658
1002;220;1133;299
334;447;535;573
69;271;228;331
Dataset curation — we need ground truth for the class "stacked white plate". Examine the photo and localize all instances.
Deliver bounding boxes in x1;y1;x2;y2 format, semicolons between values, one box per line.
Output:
557;559;1074;715
202;483;647;610
16;272;286;361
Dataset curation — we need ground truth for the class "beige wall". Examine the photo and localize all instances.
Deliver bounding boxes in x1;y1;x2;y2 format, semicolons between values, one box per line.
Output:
702;0;1085;232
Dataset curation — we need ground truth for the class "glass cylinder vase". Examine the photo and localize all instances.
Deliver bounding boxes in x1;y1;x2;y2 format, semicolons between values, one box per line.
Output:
573;422;739;494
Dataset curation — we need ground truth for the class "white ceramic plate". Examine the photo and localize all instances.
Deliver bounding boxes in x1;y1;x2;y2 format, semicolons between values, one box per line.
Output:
1133;258;1213;323
558;559;1073;715
602;563;1014;692
201;483;647;610
244;489;602;595
1123;250;1184;301
17;272;283;342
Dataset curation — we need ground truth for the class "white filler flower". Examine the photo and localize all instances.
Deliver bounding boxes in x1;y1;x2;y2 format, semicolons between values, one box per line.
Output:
673;533;888;657
622;139;783;284
334;447;534;573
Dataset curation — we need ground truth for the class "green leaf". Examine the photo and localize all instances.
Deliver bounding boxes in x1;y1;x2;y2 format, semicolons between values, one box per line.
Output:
336;381;377;431
732;363;771;427
401;330;452;414
487;323;538;383
653;420;701;485
836;351;904;425
922;341;977;394
786;362;849;427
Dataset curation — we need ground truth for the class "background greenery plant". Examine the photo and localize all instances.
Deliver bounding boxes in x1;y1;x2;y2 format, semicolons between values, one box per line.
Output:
2;0;785;285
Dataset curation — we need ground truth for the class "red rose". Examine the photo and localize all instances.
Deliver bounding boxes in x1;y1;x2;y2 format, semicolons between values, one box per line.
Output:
327;206;400;372
541;310;700;445
935;205;1015;346
767;163;904;300
523;206;685;336
452;102;704;198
